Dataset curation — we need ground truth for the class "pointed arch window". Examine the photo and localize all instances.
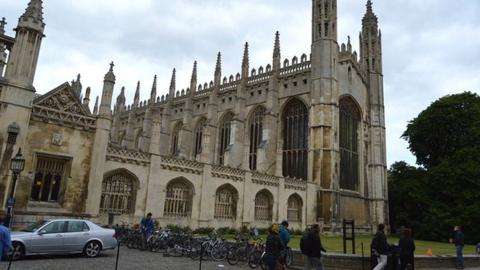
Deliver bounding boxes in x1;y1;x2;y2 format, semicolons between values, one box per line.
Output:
249;107;266;171
287;194;303;222
194;118;206;158
99;170;136;215
218;112;233;165
164;179;193;217
214;185;237;219
339;97;361;191
254;190;273;221
282;99;309;180
171;122;182;156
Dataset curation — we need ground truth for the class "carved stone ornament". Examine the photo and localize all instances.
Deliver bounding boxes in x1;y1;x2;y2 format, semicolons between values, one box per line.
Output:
52;133;64;146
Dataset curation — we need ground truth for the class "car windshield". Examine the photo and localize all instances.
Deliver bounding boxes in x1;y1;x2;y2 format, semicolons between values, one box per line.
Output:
21;220;49;232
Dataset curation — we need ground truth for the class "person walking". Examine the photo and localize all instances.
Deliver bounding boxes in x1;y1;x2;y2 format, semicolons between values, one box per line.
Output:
264;224;284;270
301;224;326;270
398;228;415;270
0;216;12;261
450;226;464;269
371;224;389;270
279;220;291;265
140;213;154;250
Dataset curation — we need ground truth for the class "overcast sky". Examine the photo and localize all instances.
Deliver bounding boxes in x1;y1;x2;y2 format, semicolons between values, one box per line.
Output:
2;0;480;166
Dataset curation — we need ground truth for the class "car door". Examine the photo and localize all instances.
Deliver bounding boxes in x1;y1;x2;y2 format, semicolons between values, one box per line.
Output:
63;221;91;252
30;221;66;253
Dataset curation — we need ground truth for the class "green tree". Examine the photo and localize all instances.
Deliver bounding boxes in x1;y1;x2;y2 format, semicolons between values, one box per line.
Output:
388;161;427;234
422;147;480;243
402;92;480;168
390;91;480;244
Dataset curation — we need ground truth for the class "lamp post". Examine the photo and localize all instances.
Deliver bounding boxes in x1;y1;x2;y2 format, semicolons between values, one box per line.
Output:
5;148;25;228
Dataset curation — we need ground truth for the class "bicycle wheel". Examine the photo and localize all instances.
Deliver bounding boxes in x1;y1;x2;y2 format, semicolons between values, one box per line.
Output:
248;251;260;269
227;248;239;265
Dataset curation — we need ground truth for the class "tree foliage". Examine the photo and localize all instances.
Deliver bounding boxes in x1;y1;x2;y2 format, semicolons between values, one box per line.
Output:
390;92;480;244
402;92;480;168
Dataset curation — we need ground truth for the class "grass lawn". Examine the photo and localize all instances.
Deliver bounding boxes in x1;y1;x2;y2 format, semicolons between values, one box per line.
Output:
224;234;477;256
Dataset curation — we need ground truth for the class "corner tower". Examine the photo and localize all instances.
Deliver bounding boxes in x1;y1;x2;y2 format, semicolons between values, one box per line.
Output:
361;0;388;227
5;0;45;88
310;0;340;226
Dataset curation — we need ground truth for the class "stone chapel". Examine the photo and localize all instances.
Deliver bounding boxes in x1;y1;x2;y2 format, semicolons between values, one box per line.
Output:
0;0;387;231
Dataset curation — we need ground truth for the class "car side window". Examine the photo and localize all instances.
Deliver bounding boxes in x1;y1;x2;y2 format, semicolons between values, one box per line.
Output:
42;221;66;234
82;222;90;232
67;221;88;233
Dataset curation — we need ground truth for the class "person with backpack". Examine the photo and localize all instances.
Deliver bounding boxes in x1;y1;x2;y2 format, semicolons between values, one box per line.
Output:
264;224;285;270
371;224;389;270
300;224;326;270
279;221;291;265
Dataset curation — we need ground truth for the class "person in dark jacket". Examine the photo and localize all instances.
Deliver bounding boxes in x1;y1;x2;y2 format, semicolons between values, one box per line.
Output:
302;224;326;270
264;224;284;270
398;228;415;270
372;224;389;270
450;226;464;269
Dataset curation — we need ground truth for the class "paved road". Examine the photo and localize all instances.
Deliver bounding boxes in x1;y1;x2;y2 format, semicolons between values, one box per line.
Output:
0;248;245;270
2;248;479;270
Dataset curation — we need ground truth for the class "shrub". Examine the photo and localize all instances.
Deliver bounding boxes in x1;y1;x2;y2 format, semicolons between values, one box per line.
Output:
193;227;215;235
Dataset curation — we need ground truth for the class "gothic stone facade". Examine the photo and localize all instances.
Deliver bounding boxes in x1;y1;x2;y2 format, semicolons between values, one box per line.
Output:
0;0;387;231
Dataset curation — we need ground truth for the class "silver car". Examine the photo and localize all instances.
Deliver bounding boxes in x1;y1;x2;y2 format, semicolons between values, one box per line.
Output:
10;219;117;260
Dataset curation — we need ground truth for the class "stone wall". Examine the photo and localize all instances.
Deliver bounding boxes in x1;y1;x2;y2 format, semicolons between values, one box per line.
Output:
291;251;480;270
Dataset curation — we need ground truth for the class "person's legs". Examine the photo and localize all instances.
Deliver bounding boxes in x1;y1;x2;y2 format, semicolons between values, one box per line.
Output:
400;255;407;270
373;254;388;270
456;245;464;269
264;254;277;270
305;257;323;270
303;256;312;270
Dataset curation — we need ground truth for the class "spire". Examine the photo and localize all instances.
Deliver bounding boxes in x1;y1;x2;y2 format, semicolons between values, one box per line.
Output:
190;61;197;92
83;87;91;106
214;52;222;86
72;73;82;97
93;96;99;114
273;31;281;71
116;86;126;106
0;17;6;35
19;0;45;30
347;35;352;52
362;0;378;25
241;42;249;78
104;61;116;83
273;31;280;58
134;81;141;107
150;75;157;103
169;68;176;99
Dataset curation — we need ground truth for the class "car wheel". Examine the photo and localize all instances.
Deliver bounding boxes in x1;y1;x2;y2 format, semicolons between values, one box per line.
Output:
9;242;25;261
84;241;102;258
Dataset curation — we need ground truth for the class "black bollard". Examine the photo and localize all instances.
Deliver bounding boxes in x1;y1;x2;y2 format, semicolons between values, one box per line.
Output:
199;242;204;270
7;248;14;270
361;242;365;270
114;238;121;270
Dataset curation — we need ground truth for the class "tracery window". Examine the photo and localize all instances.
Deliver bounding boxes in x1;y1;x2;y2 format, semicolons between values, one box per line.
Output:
254;190;273;221
193;118;206;158
218;112;233;165
171;122;182;156
339;97;361;191
287;194;302;222
31;156;67;202
164;179;193;217
99;171;136;215
214;185;237;219
249;107;266;171
282;99;309;180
